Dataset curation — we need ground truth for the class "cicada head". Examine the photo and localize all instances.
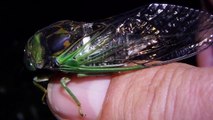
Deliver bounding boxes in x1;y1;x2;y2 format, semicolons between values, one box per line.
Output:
24;20;88;71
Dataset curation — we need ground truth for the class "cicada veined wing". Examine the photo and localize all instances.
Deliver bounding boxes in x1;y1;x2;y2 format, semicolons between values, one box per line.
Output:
56;3;213;73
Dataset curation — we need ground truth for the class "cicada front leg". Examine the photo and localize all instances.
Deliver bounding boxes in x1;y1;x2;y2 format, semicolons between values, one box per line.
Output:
60;77;85;117
33;76;49;104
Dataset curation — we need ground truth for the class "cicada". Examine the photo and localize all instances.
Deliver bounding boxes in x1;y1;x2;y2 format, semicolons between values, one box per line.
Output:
24;3;213;117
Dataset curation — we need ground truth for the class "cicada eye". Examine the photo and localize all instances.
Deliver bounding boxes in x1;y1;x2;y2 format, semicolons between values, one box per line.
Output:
23;49;36;71
24;33;46;70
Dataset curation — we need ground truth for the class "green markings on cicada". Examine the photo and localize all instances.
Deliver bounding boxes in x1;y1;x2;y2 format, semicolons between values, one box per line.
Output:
59;64;146;73
78;46;117;65
55;24;111;66
33;33;44;64
26;33;45;69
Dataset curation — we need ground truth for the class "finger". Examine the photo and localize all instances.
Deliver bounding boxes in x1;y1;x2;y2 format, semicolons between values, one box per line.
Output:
100;63;213;120
47;75;110;120
197;47;213;67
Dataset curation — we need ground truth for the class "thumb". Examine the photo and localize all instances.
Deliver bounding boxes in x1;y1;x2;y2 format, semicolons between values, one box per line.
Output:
47;75;111;120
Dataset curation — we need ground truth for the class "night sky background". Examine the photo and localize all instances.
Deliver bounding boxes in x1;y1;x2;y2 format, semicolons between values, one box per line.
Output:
0;0;205;119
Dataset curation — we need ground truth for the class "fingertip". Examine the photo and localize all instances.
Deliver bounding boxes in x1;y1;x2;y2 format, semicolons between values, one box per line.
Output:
47;75;111;120
47;80;79;119
197;47;213;67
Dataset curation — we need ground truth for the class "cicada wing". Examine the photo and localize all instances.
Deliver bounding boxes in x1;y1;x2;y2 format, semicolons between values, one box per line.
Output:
59;3;213;70
126;3;213;66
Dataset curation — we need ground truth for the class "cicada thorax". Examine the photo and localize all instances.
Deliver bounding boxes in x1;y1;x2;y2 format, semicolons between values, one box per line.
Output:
39;20;85;56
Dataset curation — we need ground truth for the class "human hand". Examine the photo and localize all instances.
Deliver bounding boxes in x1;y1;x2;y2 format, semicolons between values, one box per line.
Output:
47;63;213;120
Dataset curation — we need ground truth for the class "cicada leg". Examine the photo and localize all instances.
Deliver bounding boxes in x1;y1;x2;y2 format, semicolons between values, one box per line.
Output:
60;77;85;117
33;76;49;104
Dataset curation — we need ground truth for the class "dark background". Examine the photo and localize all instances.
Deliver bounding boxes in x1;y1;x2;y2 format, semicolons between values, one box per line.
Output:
0;0;204;119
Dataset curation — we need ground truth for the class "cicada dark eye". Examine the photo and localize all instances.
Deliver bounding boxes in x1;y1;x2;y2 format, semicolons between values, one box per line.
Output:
24;33;46;70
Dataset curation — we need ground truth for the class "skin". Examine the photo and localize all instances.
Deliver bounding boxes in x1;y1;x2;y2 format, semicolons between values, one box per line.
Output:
197;47;213;67
47;62;213;120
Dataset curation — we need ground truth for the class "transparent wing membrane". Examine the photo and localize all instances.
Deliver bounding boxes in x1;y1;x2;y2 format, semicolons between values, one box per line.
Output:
58;3;213;70
129;3;213;66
